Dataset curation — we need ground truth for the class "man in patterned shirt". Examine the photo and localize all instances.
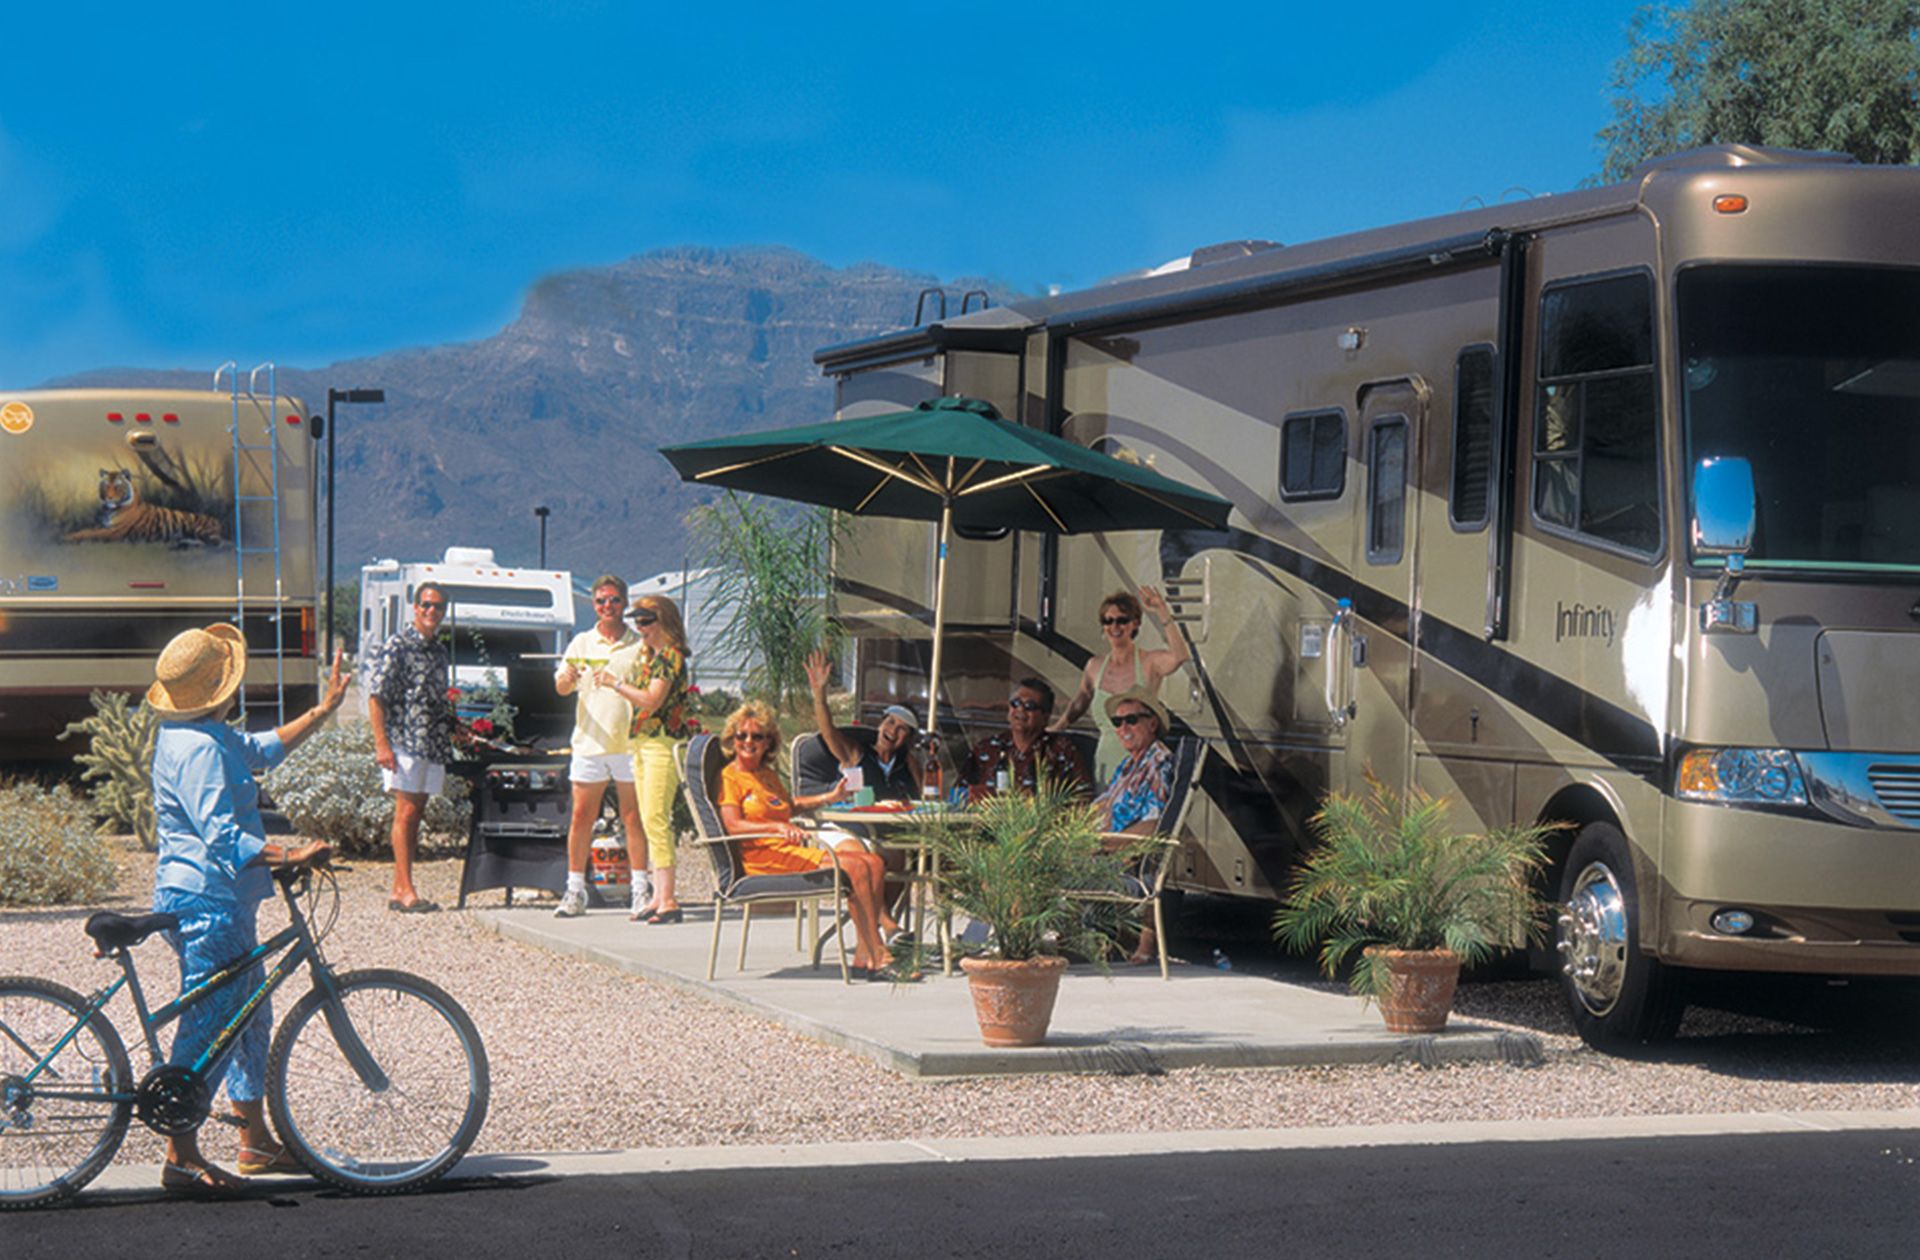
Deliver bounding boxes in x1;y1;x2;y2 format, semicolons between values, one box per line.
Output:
366;582;456;912
963;676;1093;800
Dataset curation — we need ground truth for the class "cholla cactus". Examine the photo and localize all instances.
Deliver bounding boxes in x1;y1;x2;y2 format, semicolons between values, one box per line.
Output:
0;781;116;906
59;690;158;851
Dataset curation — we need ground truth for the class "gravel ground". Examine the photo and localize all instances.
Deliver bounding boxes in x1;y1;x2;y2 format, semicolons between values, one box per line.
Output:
4;838;1918;1168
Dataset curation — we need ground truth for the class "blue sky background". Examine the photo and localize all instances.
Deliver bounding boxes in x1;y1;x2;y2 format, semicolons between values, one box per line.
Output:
0;1;1648;385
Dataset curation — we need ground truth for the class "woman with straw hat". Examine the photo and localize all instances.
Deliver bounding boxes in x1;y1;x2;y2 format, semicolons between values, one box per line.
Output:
146;624;348;1195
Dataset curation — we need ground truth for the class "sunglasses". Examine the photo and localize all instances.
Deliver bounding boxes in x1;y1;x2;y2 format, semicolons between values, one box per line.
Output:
593;595;625;607
735;731;772;745
416;601;447;612
630;612;659;626
1008;697;1045;713
1112;712;1156;728
1101;616;1136;627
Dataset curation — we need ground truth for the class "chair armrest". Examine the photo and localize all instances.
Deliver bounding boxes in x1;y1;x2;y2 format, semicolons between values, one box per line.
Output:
694;829;789;846
1098;832;1180;846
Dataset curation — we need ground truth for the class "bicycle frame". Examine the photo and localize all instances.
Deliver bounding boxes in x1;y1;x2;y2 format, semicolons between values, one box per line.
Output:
13;869;387;1112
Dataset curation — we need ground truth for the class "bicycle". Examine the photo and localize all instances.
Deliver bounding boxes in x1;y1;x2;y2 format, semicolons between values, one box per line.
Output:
0;860;489;1208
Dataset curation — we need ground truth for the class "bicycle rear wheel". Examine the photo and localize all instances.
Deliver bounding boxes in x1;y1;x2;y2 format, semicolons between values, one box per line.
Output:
0;976;133;1210
267;968;488;1194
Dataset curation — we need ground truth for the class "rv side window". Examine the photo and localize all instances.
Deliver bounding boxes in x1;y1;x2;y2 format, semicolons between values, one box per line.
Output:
1532;273;1660;555
1368;417;1408;564
1280;409;1345;501
1450;346;1496;530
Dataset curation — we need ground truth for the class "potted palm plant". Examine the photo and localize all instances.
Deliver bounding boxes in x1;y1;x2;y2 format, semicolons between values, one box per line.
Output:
1272;776;1561;1033
914;780;1143;1046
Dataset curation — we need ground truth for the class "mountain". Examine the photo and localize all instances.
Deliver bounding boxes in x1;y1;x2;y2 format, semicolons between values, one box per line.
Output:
49;246;1013;586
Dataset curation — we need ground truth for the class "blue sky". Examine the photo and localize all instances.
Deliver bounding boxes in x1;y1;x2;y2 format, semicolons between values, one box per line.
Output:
0;1;1648;385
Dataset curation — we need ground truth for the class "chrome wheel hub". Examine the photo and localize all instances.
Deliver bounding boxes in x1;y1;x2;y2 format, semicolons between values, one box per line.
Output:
1557;861;1628;1016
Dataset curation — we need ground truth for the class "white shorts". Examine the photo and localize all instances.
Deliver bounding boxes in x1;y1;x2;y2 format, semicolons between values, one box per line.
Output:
382;750;446;796
568;752;636;785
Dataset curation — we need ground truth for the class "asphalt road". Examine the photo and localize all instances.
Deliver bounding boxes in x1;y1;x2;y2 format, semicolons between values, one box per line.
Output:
7;1128;1919;1259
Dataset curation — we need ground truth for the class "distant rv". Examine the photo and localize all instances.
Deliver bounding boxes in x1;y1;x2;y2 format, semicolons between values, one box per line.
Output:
359;548;574;698
812;145;1920;1048
0;382;320;755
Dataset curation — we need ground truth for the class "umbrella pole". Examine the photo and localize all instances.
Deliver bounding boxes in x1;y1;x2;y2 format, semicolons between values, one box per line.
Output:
926;498;953;741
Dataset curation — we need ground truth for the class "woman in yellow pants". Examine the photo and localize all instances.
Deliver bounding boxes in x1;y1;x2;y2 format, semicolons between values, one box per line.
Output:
599;594;695;922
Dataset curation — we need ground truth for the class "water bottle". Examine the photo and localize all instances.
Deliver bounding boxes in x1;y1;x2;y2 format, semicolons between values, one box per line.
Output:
994;765;1011;795
1212;948;1232;972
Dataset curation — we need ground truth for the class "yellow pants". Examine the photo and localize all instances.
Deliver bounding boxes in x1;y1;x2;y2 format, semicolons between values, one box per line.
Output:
631;735;682;869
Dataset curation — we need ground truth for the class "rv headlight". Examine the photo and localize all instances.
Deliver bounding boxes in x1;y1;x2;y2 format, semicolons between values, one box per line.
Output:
1676;747;1807;807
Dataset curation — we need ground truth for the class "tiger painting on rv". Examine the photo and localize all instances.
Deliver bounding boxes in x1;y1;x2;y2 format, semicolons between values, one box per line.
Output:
813;145;1920;1048
0;385;321;755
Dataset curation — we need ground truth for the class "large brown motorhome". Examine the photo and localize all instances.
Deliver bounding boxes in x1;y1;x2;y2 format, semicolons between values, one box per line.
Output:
813;145;1920;1047
0;380;321;754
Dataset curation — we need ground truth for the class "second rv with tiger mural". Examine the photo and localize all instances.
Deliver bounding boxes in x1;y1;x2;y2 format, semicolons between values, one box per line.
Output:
0;387;322;755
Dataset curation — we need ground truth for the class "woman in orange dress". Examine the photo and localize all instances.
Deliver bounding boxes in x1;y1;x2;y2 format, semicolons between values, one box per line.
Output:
717;700;896;975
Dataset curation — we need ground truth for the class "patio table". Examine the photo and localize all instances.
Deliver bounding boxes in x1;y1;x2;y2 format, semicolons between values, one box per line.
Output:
818;802;968;974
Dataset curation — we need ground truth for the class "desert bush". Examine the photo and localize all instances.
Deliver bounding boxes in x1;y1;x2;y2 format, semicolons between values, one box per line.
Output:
264;723;470;855
60;690;158;851
0;781;118;907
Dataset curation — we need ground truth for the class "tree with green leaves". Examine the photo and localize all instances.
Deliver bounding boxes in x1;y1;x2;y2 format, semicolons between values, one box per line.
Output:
1597;0;1920;183
686;492;844;712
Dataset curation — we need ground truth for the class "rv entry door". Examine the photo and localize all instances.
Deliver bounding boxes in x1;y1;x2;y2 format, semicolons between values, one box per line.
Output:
1346;378;1427;799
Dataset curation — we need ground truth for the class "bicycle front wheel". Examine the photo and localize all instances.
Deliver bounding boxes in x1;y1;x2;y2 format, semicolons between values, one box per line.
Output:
267;969;488;1194
0;976;133;1210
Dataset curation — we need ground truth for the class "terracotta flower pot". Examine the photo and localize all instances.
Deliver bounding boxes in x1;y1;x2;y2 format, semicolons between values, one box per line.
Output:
1365;946;1462;1033
960;954;1069;1047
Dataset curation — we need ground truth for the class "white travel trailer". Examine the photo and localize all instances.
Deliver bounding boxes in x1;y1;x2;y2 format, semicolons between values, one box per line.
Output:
813;146;1920;1046
360;548;573;695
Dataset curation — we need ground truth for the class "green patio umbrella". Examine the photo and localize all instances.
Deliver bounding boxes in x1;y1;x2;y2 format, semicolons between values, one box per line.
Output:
661;396;1233;738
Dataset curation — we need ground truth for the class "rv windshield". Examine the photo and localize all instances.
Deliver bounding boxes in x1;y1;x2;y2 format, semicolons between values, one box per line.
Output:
1680;264;1920;571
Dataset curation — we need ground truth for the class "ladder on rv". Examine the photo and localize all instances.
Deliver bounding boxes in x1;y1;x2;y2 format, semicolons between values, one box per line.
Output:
213;362;288;724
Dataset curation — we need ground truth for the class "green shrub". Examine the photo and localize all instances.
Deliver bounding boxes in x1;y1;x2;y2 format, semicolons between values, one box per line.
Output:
0;782;118;907
264;723;470;855
59;690;158;851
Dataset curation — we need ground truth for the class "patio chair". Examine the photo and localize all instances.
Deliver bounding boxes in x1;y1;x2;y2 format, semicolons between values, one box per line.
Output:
674;733;852;983
1071;735;1208;980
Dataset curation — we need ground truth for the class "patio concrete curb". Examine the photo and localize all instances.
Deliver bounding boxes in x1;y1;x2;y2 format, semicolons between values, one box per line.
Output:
474;907;1542;1078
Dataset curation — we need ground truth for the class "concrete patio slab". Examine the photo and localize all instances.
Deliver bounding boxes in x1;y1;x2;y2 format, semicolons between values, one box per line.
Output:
473;904;1544;1077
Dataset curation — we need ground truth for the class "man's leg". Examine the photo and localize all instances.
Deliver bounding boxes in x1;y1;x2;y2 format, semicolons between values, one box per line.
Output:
391;790;428;905
557;778;605;916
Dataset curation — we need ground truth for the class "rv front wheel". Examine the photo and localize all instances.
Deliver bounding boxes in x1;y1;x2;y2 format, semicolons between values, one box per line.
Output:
1556;822;1685;1049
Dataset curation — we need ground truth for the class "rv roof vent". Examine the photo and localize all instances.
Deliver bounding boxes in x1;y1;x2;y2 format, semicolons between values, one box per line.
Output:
1189;239;1279;269
443;546;497;566
1631;144;1857;180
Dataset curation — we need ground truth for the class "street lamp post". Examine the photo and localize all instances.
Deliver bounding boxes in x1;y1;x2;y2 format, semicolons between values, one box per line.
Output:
534;505;551;568
325;387;386;658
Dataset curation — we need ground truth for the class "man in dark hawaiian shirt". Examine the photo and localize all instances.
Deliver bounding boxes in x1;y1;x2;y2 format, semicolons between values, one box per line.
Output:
963;676;1093;800
366;582;456;912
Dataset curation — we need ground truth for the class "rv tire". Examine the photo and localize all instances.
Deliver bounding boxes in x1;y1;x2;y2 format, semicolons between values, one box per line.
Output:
1556;822;1685;1049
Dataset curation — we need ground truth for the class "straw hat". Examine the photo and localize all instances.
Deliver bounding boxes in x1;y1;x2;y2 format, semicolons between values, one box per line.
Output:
147;623;247;719
1104;687;1170;735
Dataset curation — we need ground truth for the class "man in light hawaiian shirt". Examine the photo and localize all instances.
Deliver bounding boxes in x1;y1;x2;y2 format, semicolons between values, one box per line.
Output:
366;582;456;912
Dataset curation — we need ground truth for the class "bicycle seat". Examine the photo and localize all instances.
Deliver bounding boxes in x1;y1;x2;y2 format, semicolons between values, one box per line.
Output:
84;910;180;952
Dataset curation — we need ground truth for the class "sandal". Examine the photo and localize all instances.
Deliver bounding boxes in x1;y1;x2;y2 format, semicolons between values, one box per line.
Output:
387;898;440;914
237;1142;304;1176
645;908;684;925
162;1160;248;1198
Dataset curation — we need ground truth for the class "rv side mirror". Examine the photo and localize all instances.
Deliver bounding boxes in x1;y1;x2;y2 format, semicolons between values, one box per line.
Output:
308;415;325;439
1691;456;1755;559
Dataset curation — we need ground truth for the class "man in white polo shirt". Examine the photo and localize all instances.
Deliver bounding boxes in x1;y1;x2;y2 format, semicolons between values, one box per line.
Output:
553;574;648;918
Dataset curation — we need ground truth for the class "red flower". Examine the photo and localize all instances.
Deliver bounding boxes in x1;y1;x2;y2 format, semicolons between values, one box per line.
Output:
686;684;702;695
446;686;462;701
471;718;496;736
